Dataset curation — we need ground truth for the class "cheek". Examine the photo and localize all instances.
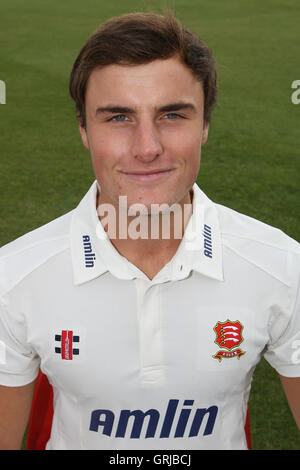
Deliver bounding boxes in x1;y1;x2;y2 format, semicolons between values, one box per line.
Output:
166;124;202;157
89;135;124;172
178;137;202;170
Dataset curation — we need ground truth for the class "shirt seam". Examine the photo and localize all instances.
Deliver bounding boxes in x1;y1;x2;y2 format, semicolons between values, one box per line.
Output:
222;230;299;255
269;252;300;350
0;243;70;296
0;234;70;261
222;241;291;288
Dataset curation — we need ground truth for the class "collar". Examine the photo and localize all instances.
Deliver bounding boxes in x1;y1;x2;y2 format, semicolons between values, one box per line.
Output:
70;181;224;285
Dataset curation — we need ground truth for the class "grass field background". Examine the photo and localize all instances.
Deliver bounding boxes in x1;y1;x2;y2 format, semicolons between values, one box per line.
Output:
1;0;300;450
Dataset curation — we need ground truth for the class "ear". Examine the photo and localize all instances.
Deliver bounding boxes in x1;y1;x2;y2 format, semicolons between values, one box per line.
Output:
79;122;90;150
201;121;209;145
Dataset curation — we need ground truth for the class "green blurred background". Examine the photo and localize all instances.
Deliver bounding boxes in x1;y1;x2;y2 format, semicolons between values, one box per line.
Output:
0;0;299;450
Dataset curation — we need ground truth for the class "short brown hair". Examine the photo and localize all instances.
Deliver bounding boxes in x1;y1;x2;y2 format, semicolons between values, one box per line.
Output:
69;12;217;129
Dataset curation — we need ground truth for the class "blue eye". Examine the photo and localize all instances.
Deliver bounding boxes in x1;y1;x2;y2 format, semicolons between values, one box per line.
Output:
110;115;128;122
165;113;181;120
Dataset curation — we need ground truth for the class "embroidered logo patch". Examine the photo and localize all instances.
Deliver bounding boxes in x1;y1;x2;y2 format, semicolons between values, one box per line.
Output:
55;330;80;360
212;320;246;362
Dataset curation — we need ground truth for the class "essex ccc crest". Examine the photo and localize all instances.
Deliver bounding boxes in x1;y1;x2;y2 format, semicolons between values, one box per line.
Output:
213;320;246;362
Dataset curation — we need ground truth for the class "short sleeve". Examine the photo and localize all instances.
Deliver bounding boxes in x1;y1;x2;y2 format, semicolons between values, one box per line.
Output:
0;298;40;386
264;251;300;377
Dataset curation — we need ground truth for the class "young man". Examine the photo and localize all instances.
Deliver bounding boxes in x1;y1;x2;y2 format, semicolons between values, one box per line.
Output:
0;12;299;450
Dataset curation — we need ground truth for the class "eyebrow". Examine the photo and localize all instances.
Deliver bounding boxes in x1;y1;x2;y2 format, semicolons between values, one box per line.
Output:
158;102;197;113
95;102;197;116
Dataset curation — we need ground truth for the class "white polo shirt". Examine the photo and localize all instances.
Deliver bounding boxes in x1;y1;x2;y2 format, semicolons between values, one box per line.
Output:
0;181;299;450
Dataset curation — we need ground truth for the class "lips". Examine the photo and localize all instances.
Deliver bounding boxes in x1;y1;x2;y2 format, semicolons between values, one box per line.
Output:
121;168;174;182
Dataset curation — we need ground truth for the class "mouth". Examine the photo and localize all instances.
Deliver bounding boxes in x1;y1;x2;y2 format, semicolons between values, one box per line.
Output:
120;169;174;183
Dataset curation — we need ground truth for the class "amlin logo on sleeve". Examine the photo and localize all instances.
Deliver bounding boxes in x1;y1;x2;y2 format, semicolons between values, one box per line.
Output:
82;235;96;268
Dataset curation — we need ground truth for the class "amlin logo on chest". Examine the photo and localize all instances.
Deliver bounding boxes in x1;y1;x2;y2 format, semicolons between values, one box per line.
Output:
89;400;218;439
82;235;96;267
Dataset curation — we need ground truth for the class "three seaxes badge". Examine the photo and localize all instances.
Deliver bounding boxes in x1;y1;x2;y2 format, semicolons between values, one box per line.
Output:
213;320;246;362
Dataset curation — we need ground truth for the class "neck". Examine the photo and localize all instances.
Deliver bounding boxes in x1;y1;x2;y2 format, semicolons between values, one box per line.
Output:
96;189;194;278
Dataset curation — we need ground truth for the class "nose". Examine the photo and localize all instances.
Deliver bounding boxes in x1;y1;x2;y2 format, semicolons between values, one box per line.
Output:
131;120;163;163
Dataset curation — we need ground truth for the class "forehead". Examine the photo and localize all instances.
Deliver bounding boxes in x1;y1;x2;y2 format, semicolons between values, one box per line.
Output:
85;56;204;108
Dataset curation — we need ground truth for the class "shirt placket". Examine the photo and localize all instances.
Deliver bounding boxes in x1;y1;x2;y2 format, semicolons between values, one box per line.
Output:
135;278;165;387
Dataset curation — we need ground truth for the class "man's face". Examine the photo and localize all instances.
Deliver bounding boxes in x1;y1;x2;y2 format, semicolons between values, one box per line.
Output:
79;56;209;212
